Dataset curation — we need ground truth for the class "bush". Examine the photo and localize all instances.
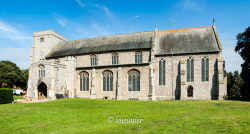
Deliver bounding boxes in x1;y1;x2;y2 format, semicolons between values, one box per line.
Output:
0;88;14;104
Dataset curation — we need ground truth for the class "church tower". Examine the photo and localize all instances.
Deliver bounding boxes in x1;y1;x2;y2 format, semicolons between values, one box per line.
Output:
30;30;66;63
27;30;66;99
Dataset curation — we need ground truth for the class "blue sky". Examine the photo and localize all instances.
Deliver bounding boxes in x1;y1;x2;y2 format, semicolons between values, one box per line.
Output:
0;0;249;71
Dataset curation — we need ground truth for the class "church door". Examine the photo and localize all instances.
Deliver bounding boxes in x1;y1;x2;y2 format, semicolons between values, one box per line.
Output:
187;86;193;97
38;83;47;99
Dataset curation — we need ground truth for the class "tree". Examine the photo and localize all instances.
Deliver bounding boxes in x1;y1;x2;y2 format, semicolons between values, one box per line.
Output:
0;61;21;87
227;72;233;97
0;61;28;89
18;69;29;89
227;71;244;99
235;26;250;99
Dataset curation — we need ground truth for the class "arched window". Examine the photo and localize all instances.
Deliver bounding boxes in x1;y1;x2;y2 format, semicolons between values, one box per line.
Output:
159;59;166;85
38;65;45;78
128;70;140;91
90;54;97;66
135;51;142;64
103;71;113;91
186;58;194;82
201;57;209;81
80;72;89;91
187;86;193;97
112;53;119;65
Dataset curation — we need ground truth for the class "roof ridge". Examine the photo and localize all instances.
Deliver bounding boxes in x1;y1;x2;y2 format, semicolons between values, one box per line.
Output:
159;26;211;32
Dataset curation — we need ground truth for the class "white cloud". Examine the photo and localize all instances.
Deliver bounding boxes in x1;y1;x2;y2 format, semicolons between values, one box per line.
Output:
94;4;113;20
53;13;68;27
0;21;15;33
0;20;31;41
181;0;204;11
222;47;243;72
218;31;243;72
69;22;112;39
0;20;32;68
133;15;141;19
75;0;85;7
74;0;113;21
57;18;67;27
52;12;112;39
0;48;30;69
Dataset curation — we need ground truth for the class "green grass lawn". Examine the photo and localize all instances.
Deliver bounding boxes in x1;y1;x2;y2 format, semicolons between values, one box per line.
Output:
13;95;23;100
0;99;249;134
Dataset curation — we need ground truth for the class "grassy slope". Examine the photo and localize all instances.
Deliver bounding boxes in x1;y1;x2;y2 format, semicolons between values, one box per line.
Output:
0;99;249;134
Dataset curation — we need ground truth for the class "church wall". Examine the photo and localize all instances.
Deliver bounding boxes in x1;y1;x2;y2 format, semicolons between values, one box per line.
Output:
76;51;150;67
54;59;67;97
119;66;150;100
27;65;38;99
75;65;150;100
74;50;150;100
75;69;92;98
154;53;219;100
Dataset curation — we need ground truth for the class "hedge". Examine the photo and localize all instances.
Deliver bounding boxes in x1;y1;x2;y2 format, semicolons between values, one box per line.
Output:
0;88;14;104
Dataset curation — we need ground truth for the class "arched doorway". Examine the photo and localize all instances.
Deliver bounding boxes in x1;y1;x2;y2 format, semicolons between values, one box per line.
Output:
38;83;47;99
187;86;193;97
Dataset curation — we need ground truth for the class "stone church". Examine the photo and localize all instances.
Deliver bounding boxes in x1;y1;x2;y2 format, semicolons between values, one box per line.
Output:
27;25;227;100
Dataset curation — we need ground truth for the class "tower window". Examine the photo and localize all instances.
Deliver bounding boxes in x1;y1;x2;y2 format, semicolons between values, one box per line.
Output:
38;65;45;78
40;37;44;42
